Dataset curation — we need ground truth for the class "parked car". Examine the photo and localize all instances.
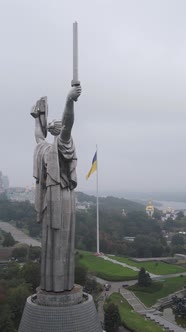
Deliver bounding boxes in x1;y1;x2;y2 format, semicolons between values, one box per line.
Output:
104;283;111;291
122;284;129;288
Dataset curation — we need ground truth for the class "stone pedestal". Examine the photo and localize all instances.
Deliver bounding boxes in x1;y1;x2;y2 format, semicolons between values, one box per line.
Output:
35;284;83;306
18;288;103;332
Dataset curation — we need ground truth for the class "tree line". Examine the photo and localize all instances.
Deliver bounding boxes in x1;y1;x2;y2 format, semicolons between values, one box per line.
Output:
1;192;186;257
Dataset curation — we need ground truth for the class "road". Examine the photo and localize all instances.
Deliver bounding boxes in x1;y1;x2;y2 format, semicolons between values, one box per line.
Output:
96;277;136;332
0;221;41;247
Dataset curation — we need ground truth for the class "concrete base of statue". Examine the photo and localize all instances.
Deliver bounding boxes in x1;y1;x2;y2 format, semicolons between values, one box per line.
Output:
18;285;103;332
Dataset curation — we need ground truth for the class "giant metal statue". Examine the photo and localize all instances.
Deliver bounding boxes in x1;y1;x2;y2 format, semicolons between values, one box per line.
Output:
31;22;81;292
18;23;102;332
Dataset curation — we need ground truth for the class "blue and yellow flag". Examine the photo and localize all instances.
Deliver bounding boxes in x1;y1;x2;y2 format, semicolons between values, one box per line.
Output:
86;152;97;180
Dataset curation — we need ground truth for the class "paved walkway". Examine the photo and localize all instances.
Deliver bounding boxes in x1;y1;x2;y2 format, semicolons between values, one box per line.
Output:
0;221;41;247
97;291;131;332
99;281;185;332
101;255;186;280
145;313;186;332
101;255;160;278
97;278;186;332
120;288;147;313
154;272;186;279
98;256;186;331
120;288;186;331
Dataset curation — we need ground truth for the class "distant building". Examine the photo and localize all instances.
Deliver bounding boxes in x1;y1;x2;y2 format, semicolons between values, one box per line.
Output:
124;236;135;242
146;200;154;218
75;199;93;211
6;186;35;203
2;175;9;189
122;208;126;217
161;207;176;221
0;172;3;193
0;171;9;193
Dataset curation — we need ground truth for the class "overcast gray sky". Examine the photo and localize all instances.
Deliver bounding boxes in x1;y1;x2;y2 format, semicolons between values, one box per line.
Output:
1;0;186;194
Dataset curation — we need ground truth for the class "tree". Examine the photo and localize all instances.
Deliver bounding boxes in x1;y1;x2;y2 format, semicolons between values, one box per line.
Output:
0;262;20;281
75;263;88;286
12;246;28;261
138;267;152;287
7;284;31;329
28;246;41;261
131;233;166;258
84;277;98;294
74;251;88;286
171;245;186;255
171;234;184;246
2;232;16;247
0;192;8;201
21;262;40;291
176;211;184;220
104;303;121;332
0;304;14;332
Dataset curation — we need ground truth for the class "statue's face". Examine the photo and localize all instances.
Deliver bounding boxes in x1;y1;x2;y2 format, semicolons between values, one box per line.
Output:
48;120;62;136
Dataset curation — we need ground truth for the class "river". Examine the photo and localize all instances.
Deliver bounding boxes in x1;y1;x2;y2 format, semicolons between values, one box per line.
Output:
155;201;186;211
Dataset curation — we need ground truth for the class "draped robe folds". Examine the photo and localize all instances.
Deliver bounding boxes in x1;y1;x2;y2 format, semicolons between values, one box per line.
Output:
33;136;77;292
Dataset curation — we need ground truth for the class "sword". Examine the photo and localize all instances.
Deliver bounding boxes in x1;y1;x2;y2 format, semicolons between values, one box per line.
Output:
71;22;80;90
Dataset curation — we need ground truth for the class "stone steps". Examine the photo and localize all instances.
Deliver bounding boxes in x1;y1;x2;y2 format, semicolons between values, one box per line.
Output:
120;288;185;332
145;312;185;332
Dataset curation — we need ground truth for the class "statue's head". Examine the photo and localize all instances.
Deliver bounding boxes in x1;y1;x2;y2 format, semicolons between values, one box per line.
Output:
47;120;62;136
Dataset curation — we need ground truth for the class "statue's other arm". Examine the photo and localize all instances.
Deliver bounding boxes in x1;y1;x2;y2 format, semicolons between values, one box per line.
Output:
60;86;81;142
34;116;46;143
31;97;48;144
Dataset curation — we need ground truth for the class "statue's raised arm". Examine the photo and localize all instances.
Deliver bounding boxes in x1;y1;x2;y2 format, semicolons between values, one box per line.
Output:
60;85;81;142
47;86;81;142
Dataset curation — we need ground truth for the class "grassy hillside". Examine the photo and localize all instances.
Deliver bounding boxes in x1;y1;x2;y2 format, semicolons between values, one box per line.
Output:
79;251;138;281
105;293;165;332
130;276;186;307
108;255;186;275
76;191;145;212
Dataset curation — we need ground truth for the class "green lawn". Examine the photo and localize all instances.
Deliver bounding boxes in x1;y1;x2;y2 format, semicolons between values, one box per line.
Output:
108;255;186;275
131;276;186;307
78;251;138;281
105;293;164;332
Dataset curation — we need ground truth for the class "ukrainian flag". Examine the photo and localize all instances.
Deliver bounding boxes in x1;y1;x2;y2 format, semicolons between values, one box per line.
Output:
86;152;97;180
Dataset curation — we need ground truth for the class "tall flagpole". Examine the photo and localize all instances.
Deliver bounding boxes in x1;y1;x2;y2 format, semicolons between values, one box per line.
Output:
96;144;100;254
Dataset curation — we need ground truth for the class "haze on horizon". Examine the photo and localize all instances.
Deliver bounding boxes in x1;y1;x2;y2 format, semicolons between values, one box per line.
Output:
1;0;186;194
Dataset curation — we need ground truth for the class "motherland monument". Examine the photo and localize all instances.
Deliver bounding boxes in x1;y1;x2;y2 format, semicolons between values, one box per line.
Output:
18;22;102;332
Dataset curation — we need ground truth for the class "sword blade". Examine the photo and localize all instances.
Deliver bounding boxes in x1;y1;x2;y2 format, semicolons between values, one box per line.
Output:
73;21;78;83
